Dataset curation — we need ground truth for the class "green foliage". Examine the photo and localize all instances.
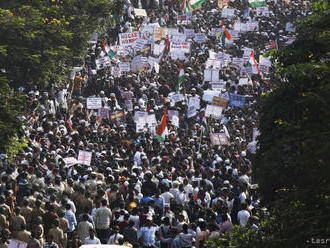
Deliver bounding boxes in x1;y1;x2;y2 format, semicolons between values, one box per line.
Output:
0;0;121;89
5;136;28;163
0;77;25;154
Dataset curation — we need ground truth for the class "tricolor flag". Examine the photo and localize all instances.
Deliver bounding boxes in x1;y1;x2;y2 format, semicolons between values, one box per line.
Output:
176;64;185;93
225;27;231;40
189;0;206;9
202;115;209;135
221;26;231;46
249;51;261;75
182;0;190;14
102;41;120;64
158;39;170;62
156;108;168;142
249;0;266;7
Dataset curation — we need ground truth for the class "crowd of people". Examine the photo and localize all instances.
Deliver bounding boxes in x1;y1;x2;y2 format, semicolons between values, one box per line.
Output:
0;0;310;247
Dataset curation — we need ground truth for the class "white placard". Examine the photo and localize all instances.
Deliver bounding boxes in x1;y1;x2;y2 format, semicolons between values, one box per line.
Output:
194;33;207;43
184;29;195;38
134;8;148;17
86;98;102;109
171;94;184;103
119;32;139;46
119;62;131;72
77;150;92;166
170;42;190;53
205;105;223;118
203;90;220;102
221;8;235;18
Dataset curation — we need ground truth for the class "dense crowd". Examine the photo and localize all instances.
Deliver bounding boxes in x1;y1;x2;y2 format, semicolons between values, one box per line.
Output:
0;0;310;247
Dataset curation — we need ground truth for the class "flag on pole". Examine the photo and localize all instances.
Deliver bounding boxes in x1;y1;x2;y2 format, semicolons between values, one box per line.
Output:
158;39;170;63
102;41;120;64
156;108;168;142
249;0;266;7
249;51;261;75
225;27;231;40
176;64;185;93
189;0;206;9
202;115;209;135
182;0;189;14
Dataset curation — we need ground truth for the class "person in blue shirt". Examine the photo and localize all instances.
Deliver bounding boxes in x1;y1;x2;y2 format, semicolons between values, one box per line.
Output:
64;203;77;240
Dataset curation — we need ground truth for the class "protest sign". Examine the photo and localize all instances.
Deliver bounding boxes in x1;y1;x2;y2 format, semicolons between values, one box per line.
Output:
141;25;155;44
234;22;248;32
212;80;226;90
256;6;270;17
125;100;133;111
119;62;131;72
203;90;220;102
155;27;167;41
221;8;235;18
184;29;195;38
204;69;212;81
134;38;146;51
229;94;245;108
188;97;200;109
119;32;139;46
111;66;121;78
212;96;229;109
95;56;111;70
239;78;249;85
210;133;229;146
187;104;198;118
134;111;148;122
212;70;219;82
247;21;259;31
77;150;92;166
168;110;179;127
194;33;207;43
170;42;190;53
86;98;102;109
210;28;222;36
205;105;223;118
171;94;184;103
97;108;109;118
63;157;78;168
134;8;147;17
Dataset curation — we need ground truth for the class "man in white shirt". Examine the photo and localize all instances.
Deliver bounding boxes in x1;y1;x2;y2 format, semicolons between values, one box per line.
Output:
237;203;250;227
84;229;101;244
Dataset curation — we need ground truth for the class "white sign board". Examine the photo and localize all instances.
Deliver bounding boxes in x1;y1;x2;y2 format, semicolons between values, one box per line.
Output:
86;98;102;109
77;150;92;166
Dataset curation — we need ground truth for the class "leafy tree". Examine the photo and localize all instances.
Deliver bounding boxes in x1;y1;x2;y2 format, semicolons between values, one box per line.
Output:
0;77;25;154
0;0;122;89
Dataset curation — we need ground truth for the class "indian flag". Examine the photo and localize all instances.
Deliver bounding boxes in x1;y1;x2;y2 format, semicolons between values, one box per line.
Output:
156;108;168;142
202;115;208;135
158;39;170;62
176;64;184;93
102;41;120;64
249;0;266;7
189;0;206;9
249;51;261;75
182;0;189;14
